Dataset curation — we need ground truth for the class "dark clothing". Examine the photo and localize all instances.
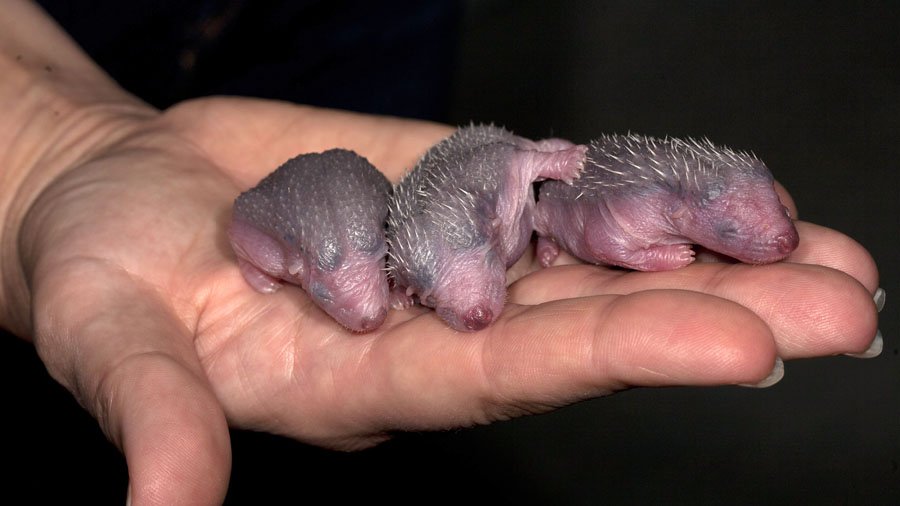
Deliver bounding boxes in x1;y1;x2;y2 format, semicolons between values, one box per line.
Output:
37;0;461;120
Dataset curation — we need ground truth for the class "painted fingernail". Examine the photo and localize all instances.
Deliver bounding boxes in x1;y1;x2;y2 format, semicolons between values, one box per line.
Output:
873;287;885;312
846;330;883;359
739;357;784;388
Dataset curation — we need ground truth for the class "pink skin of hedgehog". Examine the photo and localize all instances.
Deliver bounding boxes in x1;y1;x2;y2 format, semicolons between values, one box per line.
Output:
387;125;586;332
229;149;392;333
534;134;799;271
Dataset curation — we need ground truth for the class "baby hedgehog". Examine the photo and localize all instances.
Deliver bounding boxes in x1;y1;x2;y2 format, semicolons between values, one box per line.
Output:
387;124;586;332
534;133;799;270
229;149;392;332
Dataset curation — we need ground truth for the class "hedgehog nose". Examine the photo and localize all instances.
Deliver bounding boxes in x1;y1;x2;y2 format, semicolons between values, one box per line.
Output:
773;230;799;255
463;305;494;331
358;308;387;332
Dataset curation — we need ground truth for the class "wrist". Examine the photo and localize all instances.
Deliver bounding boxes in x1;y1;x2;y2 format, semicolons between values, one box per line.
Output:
0;1;156;337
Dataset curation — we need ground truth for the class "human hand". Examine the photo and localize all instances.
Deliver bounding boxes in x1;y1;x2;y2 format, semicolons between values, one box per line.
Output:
0;2;881;504
3;95;878;505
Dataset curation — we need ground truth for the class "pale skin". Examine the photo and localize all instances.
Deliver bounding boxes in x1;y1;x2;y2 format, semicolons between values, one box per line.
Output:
0;1;881;505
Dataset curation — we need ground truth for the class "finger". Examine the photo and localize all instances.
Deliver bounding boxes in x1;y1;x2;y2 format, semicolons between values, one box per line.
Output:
786;221;879;292
774;180;799;219
687;219;878;294
31;259;230;505
510;259;878;359
279;290;778;442
278;291;776;448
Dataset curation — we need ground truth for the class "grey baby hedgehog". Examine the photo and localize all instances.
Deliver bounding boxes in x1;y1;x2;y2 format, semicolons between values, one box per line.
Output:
387;124;587;332
534;133;799;270
229;148;392;332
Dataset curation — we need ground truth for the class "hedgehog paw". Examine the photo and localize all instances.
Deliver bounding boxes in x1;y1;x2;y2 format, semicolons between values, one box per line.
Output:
621;244;696;271
536;236;562;267
389;286;415;310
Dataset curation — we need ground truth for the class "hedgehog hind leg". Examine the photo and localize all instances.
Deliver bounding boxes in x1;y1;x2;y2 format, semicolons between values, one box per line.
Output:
531;138;580;152
614;243;696;271
520;145;588;184
389;284;415;310
536;236;562;267
237;258;284;293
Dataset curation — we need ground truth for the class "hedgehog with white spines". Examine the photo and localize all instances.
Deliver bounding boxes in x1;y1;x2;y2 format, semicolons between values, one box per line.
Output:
569;133;770;197
386;124;587;332
534;133;799;271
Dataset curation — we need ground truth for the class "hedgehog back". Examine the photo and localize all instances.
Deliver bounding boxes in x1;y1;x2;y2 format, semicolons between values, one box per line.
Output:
234;149;392;267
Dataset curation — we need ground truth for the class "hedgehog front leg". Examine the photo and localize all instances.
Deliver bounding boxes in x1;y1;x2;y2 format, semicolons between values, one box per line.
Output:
536;236;563;267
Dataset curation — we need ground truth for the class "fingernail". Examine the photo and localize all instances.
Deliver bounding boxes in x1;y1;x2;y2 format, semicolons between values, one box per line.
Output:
874;287;885;312
126;482;131;506
739;357;784;388
846;330;883;359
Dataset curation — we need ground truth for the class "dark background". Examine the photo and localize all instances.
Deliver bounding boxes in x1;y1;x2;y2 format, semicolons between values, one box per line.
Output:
5;1;898;504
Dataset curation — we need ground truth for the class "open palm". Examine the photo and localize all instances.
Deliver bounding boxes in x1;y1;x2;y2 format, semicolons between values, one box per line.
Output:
21;97;879;504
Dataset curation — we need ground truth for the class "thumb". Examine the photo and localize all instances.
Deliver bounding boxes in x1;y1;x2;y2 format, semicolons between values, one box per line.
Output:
31;259;230;505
